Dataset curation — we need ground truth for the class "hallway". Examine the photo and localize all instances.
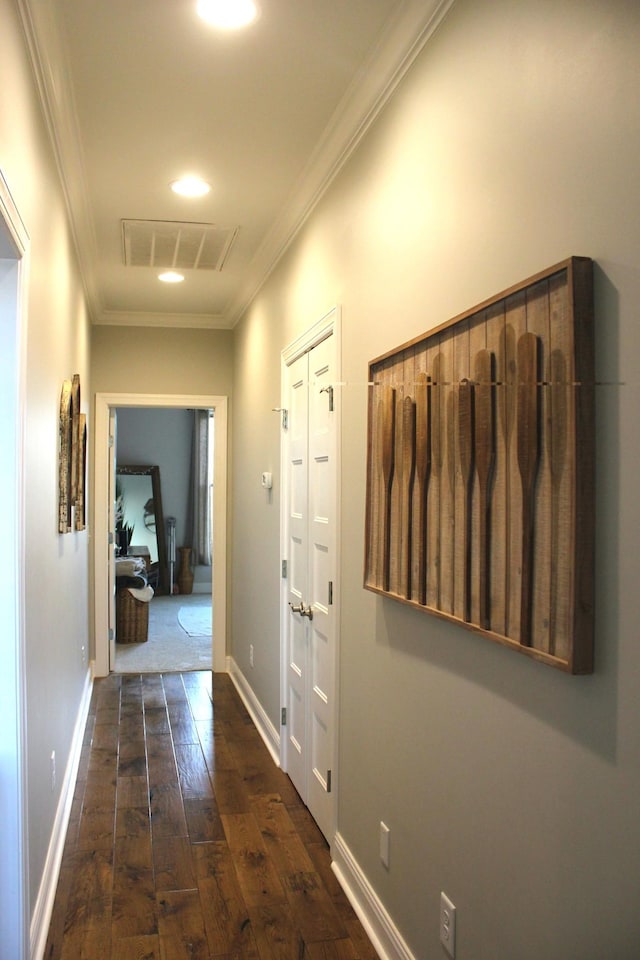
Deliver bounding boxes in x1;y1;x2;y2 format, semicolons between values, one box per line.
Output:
45;671;377;960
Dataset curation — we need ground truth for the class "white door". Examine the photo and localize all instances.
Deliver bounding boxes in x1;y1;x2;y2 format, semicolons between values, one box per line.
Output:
283;329;338;841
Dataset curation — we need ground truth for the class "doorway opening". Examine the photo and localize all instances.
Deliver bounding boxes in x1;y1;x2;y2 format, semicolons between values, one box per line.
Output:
94;393;228;677
112;405;214;673
0;171;29;957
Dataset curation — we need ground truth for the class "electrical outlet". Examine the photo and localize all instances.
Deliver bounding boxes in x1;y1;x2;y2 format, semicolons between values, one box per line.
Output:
440;892;456;958
249;644;254;668
379;821;390;868
50;751;56;792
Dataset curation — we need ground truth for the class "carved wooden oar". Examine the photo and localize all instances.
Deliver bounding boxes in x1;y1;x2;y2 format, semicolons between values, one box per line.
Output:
430;355;443;609
474;349;496;630
393;392;404;593
547;348;567;655
401;395;416;599
457;378;474;622
379;385;396;593
516;332;541;646
499;322;517;633
414;373;431;604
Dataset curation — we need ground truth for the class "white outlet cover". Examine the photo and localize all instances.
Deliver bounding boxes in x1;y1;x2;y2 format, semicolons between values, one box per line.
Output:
379;821;390;868
440;892;456;958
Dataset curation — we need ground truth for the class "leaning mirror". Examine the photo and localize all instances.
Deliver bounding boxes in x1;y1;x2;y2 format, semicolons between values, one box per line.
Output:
116;464;169;594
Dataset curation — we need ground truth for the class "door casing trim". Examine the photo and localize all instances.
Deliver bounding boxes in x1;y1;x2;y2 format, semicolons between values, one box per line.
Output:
0;168;30;959
93;393;228;676
279;305;341;844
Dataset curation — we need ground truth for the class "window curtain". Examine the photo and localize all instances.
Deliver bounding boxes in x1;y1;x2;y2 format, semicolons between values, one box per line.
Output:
186;409;212;566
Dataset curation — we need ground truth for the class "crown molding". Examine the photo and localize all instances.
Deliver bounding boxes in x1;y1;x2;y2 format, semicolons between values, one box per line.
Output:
17;0;103;323
18;0;455;332
95;310;232;330
224;0;455;327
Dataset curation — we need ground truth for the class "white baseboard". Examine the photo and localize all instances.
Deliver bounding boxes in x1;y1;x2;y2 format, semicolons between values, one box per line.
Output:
30;668;93;960
226;656;280;767
217;665;411;960
332;832;416;960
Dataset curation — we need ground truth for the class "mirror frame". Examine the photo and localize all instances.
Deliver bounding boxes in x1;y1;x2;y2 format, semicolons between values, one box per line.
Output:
116;464;169;594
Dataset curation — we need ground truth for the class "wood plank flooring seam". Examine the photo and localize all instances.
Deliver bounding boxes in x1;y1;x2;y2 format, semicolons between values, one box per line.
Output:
44;672;379;960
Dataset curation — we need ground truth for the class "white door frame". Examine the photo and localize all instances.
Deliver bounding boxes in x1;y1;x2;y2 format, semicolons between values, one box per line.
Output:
280;306;341;841
93;392;228;676
0;170;29;958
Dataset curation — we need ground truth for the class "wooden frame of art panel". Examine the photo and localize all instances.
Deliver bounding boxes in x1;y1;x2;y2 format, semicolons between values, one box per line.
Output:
364;257;594;674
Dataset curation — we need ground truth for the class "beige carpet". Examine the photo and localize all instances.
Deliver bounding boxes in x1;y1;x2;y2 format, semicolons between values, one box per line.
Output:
113;594;213;673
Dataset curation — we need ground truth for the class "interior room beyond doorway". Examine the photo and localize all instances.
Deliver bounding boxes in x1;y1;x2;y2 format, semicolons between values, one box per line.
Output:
114;406;214;673
113;593;212;673
93;391;228;679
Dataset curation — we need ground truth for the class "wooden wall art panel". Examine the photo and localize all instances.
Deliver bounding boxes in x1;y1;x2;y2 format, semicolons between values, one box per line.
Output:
58;378;73;533
58;373;86;533
364;257;594;673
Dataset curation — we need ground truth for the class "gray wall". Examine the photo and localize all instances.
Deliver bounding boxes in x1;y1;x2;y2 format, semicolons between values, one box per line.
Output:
231;1;640;958
91;325;234;397
116;406;193;552
1;0;91;918
5;0;640;954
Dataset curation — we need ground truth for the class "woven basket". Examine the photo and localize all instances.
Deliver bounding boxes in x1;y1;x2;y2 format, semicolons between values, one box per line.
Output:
116;587;149;643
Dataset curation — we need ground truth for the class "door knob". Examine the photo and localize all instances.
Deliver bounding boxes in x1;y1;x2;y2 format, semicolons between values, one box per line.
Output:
289;601;313;620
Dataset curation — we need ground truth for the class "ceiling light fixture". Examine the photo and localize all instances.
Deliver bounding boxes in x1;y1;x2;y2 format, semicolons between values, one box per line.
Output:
196;0;259;30
158;271;185;283
170;176;211;198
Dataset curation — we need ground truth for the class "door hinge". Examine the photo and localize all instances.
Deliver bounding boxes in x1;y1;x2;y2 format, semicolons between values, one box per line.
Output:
272;407;288;429
281;707;287;726
327;769;332;793
108;628;115;642
108;531;114;545
282;559;288;579
320;384;334;411
328;581;333;605
108;435;114;447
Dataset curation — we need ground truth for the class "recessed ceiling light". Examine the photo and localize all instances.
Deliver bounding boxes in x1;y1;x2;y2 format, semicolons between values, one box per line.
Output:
158;271;185;283
170;176;211;198
196;0;259;30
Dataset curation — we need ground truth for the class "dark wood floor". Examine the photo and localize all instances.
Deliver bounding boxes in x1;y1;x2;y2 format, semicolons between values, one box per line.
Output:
45;671;378;960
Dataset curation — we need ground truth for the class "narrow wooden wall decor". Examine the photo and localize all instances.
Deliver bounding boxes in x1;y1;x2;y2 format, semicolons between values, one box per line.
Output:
58;379;73;533
58;374;86;533
75;412;87;531
364;257;594;674
70;373;81;502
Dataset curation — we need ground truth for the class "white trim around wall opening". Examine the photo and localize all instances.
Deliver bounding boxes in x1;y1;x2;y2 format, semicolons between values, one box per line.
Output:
279;305;342;845
0;169;30;959
93;393;228;677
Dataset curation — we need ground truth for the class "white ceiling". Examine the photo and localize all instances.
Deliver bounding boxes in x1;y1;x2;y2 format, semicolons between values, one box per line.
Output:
20;0;451;328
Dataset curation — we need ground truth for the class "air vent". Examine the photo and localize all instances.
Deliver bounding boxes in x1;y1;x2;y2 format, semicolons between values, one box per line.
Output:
122;219;239;271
